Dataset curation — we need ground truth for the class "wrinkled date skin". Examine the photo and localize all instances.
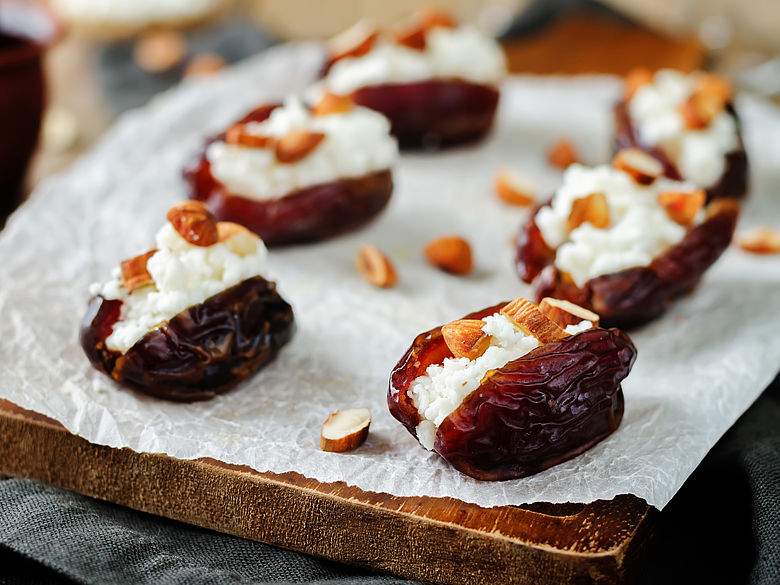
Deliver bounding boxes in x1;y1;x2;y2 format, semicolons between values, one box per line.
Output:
80;276;294;402
614;101;748;201
388;303;636;481
516;200;739;329
350;80;499;149
183;104;394;246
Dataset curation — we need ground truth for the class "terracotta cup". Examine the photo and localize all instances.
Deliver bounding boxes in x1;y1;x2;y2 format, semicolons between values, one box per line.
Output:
0;0;61;223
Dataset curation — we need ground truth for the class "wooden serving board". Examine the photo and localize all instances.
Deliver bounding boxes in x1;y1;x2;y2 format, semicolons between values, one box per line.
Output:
0;398;658;584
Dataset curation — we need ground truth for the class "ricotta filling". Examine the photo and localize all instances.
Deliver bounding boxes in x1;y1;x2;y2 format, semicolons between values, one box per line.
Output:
410;314;538;451
89;223;268;354
51;0;224;25
206;97;398;201
628;69;739;189
535;164;699;288
323;25;507;96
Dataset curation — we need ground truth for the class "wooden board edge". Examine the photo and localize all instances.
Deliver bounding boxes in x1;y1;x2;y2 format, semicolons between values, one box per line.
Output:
0;399;659;584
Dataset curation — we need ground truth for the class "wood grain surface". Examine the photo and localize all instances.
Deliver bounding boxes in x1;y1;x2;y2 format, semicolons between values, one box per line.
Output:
0;399;659;584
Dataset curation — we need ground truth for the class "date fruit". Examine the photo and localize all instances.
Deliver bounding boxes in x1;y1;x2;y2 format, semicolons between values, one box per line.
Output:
81;276;294;402
349;80;499;149
516;199;740;329
614;100;747;201
388;302;636;481
183;104;394;246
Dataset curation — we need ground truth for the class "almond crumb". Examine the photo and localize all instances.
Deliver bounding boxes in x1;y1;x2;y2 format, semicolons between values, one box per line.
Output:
735;227;780;255
567;192;609;232
120;249;156;291
658;190;706;226
311;92;354;116
494;168;537;206
612;148;664;185
225;124;274;149
441;319;491;359
547;139;580;170
424;236;472;275
275;130;326;164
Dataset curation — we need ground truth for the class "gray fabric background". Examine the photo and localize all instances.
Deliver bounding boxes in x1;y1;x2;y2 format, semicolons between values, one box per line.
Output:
1;374;777;584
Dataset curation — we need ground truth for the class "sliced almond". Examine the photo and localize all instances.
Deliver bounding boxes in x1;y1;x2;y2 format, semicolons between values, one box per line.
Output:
328;19;378;62
320;408;371;452
500;298;569;345
567;192;610;232
311;92;354;116
275;130;326;164
441;319;491;360
217;222;260;256
356;245;397;288
424;236;472;275
547;139;580;170
225;124;274;149
494;168;537;207
735;227;780;255
612;148;664;185
658;190;706;226
120;249;156;291
539;297;600;328
166;201;218;247
625;67;654;101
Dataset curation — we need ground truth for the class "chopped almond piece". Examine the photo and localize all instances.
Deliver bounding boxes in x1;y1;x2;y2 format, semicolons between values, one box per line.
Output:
275;130;326;164
166;201;218;247
693;72;733;104
494;168;537;207
658;190;706;226
567;192;609;232
442;319;491;360
547;139;580;170
320;408;371;452
625;67;654;101
679;92;722;130
420;9;457;29
184;53;226;78
500;298;569;345
120;249;156;291
225;124;274;149
311;92;354;116
217;222;259;256
735;227;780;255
424;236;472;275
356;245;397;287
612;148;663;185
328;19;378;62
539;297;600;328
394;23;427;50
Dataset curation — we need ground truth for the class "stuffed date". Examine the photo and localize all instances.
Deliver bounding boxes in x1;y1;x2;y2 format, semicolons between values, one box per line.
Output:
80;201;294;401
516;153;739;329
388;297;636;481
316;11;505;148
614;68;747;201
184;97;397;246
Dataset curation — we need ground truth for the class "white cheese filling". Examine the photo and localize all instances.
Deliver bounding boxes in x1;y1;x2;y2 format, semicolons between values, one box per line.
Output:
206;97;398;201
628;69;739;189
535;164;700;288
322;25;507;96
51;0;224;25
89;223;268;354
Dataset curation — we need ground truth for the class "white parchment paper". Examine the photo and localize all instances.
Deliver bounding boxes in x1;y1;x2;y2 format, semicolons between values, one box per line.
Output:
1;44;779;510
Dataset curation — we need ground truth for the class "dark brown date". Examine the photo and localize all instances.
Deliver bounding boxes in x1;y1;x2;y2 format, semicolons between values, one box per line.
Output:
80;276;294;402
183;103;394;247
388;302;636;481
350;80;499;149
614;100;748;201
516;199;740;329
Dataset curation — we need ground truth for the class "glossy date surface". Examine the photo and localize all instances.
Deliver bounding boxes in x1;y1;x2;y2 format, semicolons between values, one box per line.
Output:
388;303;636;481
614;100;748;201
351;80;499;149
80;276;295;402
516;200;739;329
